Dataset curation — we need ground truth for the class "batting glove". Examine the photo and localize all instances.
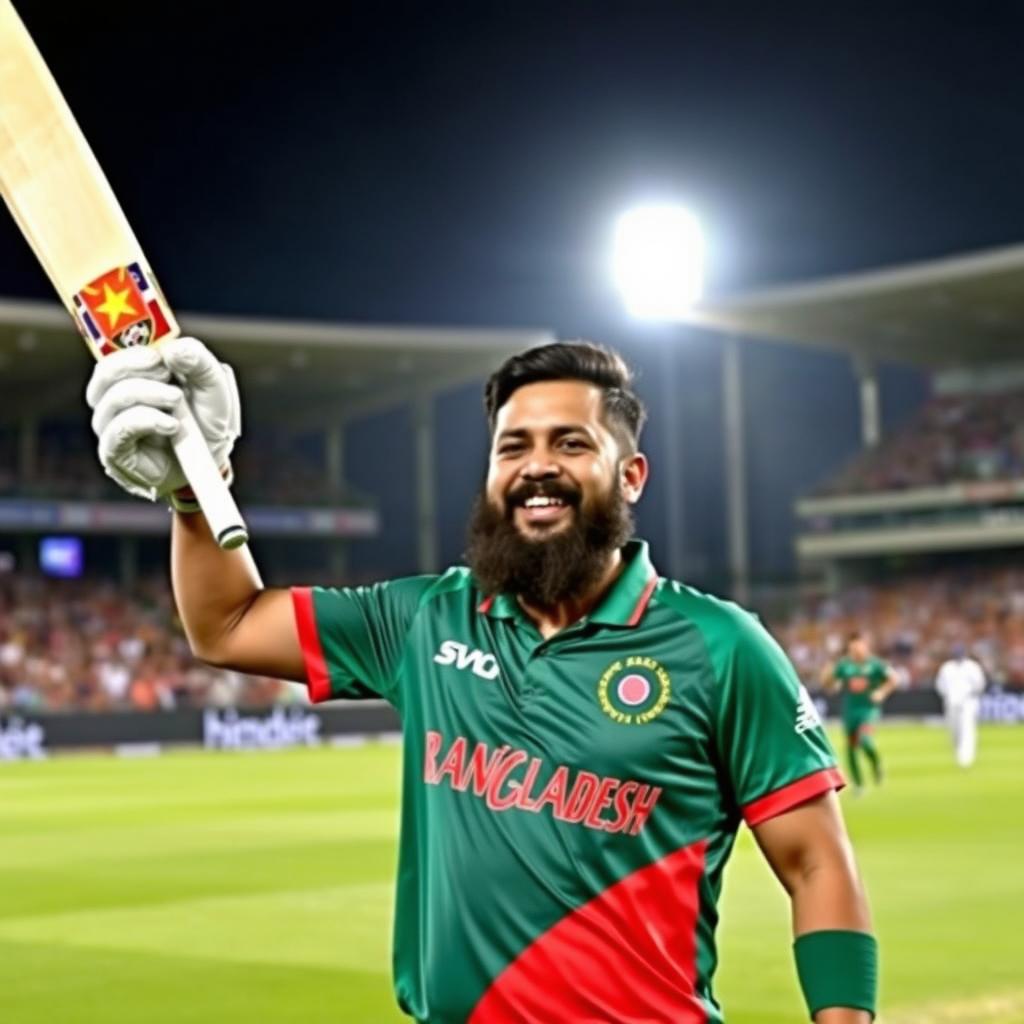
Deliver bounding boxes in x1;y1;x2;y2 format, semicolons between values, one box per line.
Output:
86;337;241;502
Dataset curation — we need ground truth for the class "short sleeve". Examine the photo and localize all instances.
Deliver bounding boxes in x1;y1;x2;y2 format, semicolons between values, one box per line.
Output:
290;576;435;706
714;610;844;827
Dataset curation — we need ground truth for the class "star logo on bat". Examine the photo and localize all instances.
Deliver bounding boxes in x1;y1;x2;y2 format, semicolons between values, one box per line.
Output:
95;281;138;330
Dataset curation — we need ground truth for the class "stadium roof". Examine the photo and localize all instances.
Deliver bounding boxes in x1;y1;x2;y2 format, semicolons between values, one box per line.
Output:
685;243;1024;368
0;299;554;427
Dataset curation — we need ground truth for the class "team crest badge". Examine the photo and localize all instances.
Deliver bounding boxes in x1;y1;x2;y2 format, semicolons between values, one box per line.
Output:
597;655;671;724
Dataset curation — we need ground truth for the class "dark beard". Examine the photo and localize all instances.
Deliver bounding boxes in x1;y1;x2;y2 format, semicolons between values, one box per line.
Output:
465;478;635;607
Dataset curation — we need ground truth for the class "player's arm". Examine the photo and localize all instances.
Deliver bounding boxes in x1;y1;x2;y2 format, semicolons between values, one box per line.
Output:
171;507;304;679
818;659;838;692
86;338;304;679
972;661;987;696
752;794;876;1023
871;664;899;704
712;610;877;1020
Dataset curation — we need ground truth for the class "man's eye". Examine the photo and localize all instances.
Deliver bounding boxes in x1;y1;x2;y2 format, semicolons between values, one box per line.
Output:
497;445;523;456
562;439;588;450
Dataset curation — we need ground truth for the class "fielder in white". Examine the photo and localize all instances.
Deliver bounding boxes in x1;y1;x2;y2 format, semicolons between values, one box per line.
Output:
934;644;986;768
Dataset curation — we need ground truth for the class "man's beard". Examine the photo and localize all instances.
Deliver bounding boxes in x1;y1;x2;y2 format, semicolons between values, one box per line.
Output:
465;478;635;607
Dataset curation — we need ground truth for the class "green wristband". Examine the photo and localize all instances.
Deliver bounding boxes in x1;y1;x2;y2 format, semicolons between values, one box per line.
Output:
168;491;202;514
168;463;234;514
794;930;878;1019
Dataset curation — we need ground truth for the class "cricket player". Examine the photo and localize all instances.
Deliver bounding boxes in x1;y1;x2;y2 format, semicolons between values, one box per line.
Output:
87;338;878;1023
935;643;986;767
820;633;897;795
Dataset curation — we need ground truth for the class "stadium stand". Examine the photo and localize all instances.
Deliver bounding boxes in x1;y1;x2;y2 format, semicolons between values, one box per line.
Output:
779;561;1024;691
815;388;1024;495
0;423;373;505
0;574;294;712
0;306;550;721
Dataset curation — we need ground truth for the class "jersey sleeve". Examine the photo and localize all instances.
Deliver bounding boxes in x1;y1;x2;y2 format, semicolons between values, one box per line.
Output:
714;609;844;827
290;576;435;706
870;657;890;686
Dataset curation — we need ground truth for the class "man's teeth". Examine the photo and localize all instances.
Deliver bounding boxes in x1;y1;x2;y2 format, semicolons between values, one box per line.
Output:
523;496;566;508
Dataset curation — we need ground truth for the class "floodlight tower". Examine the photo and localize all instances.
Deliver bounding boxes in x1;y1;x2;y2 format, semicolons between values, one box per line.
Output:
612;204;704;580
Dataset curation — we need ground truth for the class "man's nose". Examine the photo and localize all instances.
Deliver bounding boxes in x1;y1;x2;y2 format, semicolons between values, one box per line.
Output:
520;455;561;480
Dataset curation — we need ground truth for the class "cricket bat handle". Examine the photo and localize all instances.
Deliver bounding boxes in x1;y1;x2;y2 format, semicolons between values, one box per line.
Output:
171;398;249;550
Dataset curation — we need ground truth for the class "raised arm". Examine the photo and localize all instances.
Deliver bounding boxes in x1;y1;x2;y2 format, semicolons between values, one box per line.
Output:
87;337;304;680
171;506;304;679
753;793;877;1022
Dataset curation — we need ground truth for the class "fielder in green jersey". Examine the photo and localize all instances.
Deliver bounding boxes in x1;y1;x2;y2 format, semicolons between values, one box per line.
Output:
89;337;879;1023
821;633;898;794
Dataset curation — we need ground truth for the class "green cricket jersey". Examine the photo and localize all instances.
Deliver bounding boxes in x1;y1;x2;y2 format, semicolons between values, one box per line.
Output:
831;657;889;728
291;540;843;1024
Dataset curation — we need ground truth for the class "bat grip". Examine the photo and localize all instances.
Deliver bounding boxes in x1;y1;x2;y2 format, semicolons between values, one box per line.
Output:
170;400;249;550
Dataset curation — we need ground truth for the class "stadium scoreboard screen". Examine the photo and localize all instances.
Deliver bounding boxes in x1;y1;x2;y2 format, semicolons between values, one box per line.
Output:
38;535;83;578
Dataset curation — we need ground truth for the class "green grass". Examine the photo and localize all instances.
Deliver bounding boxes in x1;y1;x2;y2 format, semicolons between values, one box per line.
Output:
1;726;1020;1023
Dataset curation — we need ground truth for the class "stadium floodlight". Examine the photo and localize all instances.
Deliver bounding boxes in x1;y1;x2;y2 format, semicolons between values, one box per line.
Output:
612;204;704;320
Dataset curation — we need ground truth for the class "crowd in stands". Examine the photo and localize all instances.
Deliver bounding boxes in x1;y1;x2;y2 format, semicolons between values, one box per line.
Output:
816;388;1024;494
0;575;297;714
780;563;1024;690
5;558;1024;713
0;430;368;507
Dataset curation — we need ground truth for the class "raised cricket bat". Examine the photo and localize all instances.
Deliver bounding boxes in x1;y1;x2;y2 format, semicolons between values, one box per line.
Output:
0;0;248;549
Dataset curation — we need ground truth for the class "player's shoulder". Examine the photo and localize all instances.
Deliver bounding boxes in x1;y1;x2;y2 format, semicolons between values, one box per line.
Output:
654;578;770;651
413;565;478;608
332;567;483;619
309;572;444;610
655;580;799;697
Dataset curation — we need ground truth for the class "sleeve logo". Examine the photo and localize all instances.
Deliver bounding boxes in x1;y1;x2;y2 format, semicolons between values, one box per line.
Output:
795;685;825;734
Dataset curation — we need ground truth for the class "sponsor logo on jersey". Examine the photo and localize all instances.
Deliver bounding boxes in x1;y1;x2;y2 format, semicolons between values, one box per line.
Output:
597;655;671;724
795;685;824;734
423;730;662;835
848;675;869;694
433;640;500;680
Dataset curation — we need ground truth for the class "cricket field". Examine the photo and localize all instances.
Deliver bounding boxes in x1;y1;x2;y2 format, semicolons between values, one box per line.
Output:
2;725;1021;1023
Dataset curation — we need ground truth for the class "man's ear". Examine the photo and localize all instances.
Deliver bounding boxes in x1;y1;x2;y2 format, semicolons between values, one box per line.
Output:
620;451;649;504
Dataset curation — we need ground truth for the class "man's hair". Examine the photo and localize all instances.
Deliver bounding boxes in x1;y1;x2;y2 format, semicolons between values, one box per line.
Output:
483;341;647;453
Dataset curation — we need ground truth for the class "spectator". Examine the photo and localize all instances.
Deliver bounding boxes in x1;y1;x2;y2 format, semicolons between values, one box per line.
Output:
779;563;1024;690
0;574;293;712
814;388;1024;495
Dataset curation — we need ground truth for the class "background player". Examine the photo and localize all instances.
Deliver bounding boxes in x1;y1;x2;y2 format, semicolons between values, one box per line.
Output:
934;642;986;768
820;632;898;795
86;337;879;1023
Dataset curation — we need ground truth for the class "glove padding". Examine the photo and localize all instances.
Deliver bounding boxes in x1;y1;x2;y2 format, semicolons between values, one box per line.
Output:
86;337;241;501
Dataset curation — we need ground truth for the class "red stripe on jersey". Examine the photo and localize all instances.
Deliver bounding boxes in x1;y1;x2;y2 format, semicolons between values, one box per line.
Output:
290;587;332;703
468;840;708;1024
626;573;659;626
741;766;845;827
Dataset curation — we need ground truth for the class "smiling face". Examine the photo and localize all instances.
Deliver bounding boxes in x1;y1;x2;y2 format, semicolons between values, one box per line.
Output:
466;379;648;606
486;379;646;537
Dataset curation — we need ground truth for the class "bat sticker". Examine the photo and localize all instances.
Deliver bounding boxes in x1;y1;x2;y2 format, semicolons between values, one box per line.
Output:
73;264;173;354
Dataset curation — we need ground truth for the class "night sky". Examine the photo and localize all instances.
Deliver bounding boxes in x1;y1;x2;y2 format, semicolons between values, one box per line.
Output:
5;1;1021;584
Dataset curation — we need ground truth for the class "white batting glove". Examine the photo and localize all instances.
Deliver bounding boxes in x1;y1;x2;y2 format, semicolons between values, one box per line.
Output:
86;337;241;501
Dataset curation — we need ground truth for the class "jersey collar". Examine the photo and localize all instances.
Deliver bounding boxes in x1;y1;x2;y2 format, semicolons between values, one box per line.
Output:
476;539;659;628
